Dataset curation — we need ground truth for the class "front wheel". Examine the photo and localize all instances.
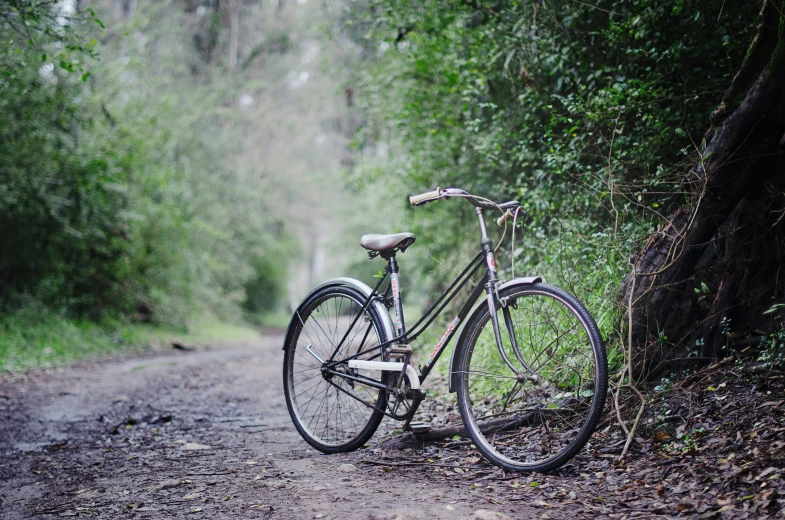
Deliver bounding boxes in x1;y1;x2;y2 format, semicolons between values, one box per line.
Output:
455;282;607;472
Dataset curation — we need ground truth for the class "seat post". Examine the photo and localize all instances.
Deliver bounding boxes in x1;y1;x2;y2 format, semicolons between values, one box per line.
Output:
387;254;407;344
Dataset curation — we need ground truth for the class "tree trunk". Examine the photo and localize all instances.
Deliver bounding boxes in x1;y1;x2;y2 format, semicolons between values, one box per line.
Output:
622;0;785;378
228;0;240;70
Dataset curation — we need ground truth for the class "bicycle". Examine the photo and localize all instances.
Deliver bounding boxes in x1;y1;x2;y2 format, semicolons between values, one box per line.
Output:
282;187;608;472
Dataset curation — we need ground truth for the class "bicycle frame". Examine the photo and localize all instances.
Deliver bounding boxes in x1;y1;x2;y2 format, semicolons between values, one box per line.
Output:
318;206;520;391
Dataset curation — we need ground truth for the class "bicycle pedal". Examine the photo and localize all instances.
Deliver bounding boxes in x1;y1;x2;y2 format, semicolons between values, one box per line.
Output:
407;422;430;434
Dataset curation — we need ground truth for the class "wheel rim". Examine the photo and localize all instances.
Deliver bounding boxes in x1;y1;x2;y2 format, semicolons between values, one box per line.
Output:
287;292;386;448
463;289;601;469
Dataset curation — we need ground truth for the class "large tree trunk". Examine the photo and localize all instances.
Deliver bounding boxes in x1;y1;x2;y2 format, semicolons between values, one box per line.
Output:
622;0;785;378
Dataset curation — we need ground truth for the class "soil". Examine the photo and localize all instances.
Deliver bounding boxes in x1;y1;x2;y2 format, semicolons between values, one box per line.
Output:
0;332;783;519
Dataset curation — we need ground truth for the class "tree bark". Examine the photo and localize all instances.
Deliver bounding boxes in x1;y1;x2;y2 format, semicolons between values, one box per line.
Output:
622;0;785;378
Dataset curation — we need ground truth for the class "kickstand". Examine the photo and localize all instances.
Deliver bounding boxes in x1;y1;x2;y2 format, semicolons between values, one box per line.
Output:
401;391;426;432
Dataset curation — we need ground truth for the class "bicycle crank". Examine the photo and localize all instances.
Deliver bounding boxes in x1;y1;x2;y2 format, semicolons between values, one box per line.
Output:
386;372;425;420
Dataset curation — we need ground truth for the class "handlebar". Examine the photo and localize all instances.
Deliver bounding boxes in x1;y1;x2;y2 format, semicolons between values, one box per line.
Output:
409;188;444;206
409;187;521;226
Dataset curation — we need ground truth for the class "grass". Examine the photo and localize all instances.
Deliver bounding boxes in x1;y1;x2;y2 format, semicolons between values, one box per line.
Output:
0;312;147;371
0;309;262;372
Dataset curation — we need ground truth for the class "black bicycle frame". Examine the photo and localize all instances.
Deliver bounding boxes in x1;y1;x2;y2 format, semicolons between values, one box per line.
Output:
323;250;488;385
321;195;526;395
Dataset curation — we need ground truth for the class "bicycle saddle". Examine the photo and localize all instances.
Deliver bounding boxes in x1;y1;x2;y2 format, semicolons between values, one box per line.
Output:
360;232;416;253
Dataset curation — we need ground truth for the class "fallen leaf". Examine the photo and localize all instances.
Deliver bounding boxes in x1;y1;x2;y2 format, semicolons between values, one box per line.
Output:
653;432;670;442
182;443;211;450
759;490;775;500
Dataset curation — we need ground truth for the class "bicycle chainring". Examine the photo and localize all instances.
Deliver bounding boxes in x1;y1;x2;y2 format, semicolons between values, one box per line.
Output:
386;373;415;420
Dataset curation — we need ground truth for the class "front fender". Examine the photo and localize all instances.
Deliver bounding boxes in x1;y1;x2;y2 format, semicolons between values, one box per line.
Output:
447;276;542;392
282;277;395;351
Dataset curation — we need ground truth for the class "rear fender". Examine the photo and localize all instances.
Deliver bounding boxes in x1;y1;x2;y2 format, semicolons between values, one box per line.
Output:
282;277;395;351
447;276;542;392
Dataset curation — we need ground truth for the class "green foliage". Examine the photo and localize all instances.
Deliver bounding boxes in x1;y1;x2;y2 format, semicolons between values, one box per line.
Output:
243;253;288;316
345;0;758;342
0;3;124;315
757;329;785;371
0;0;295;328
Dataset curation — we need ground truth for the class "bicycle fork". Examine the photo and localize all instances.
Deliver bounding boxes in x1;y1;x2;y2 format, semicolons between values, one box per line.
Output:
476;207;540;383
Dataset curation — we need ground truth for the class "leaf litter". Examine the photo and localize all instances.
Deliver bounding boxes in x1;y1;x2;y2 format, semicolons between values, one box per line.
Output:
363;364;785;518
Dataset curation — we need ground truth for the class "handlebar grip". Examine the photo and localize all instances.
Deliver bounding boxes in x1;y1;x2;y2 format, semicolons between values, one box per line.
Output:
409;188;442;206
497;209;514;227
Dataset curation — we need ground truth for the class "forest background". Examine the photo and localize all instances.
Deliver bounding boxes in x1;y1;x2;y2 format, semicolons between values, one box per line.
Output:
1;0;784;380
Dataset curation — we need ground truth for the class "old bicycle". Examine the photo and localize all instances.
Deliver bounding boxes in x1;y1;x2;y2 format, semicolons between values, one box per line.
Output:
282;188;608;472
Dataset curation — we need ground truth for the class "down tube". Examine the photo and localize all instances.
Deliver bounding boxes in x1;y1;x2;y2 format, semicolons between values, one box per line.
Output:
419;274;488;380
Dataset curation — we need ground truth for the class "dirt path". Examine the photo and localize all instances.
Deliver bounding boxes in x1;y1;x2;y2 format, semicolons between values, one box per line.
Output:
0;333;534;519
2;333;784;519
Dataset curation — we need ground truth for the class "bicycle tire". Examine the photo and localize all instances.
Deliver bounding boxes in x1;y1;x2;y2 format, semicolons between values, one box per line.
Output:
455;282;607;472
283;285;389;453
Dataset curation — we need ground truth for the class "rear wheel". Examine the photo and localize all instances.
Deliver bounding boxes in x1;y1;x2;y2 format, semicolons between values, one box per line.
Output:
455;282;607;472
283;286;389;453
